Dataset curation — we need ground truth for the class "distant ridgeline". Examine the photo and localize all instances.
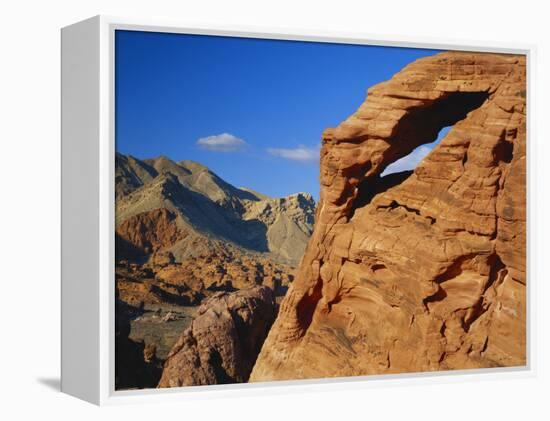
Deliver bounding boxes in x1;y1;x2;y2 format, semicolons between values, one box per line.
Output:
115;153;316;266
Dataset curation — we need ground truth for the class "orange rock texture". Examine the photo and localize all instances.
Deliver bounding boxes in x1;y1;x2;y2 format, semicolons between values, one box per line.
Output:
250;52;526;381
116;208;183;257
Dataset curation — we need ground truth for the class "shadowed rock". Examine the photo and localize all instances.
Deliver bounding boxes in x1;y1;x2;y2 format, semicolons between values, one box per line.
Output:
115;292;162;389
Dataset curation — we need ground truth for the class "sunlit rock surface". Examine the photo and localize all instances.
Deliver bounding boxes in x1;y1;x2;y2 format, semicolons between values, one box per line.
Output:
251;52;526;381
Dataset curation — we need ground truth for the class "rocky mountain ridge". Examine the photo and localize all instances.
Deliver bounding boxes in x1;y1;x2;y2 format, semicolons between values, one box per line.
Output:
116;153;315;266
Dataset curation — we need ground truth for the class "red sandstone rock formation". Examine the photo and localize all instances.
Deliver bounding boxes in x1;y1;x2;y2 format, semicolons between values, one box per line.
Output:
115;237;294;310
116;208;183;257
250;52;526;381
158;286;276;387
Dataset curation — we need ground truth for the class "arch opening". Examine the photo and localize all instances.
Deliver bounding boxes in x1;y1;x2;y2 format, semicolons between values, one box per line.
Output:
381;126;451;177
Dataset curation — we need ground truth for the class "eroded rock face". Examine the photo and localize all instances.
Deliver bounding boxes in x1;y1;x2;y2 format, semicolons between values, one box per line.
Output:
158;286;276;387
250;52;526;381
116;208;183;259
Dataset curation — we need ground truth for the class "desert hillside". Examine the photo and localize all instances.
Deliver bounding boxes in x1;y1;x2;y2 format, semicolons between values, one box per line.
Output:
116;154;315;266
114;154;315;389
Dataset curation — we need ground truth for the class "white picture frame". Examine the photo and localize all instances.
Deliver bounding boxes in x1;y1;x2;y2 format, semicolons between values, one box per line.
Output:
61;15;536;406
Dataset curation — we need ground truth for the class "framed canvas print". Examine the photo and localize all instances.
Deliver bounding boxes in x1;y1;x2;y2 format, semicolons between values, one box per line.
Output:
61;16;533;405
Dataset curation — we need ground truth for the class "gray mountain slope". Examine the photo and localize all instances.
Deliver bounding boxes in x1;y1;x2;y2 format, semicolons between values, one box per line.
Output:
115;153;158;199
116;154;315;266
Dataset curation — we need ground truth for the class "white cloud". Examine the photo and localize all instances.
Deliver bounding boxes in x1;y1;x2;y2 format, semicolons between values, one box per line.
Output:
381;145;433;176
196;133;247;152
267;145;320;163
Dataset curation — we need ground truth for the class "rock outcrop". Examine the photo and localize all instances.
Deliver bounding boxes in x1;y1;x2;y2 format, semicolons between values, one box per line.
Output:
116;208;183;259
250;52;526;381
158;286;276;387
116;244;293;309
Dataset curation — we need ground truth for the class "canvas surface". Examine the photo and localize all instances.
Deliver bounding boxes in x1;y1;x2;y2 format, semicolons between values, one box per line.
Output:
113;30;526;390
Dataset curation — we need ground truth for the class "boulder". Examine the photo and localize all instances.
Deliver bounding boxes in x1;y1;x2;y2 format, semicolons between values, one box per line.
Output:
158;286;276;387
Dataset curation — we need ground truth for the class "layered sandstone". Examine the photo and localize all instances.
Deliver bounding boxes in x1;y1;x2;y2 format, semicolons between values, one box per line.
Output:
158;286;276;387
251;52;526;381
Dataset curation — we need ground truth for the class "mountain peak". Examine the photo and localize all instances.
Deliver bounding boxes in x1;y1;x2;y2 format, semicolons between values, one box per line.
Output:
116;153;316;265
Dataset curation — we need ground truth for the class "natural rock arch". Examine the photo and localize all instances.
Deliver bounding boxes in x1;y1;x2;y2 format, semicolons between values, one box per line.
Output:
351;91;490;216
250;51;526;381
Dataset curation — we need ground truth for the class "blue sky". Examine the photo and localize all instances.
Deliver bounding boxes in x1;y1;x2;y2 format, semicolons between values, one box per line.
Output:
115;30;442;200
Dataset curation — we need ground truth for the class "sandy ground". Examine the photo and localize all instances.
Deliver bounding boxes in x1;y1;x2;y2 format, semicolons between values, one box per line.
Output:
128;304;198;360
